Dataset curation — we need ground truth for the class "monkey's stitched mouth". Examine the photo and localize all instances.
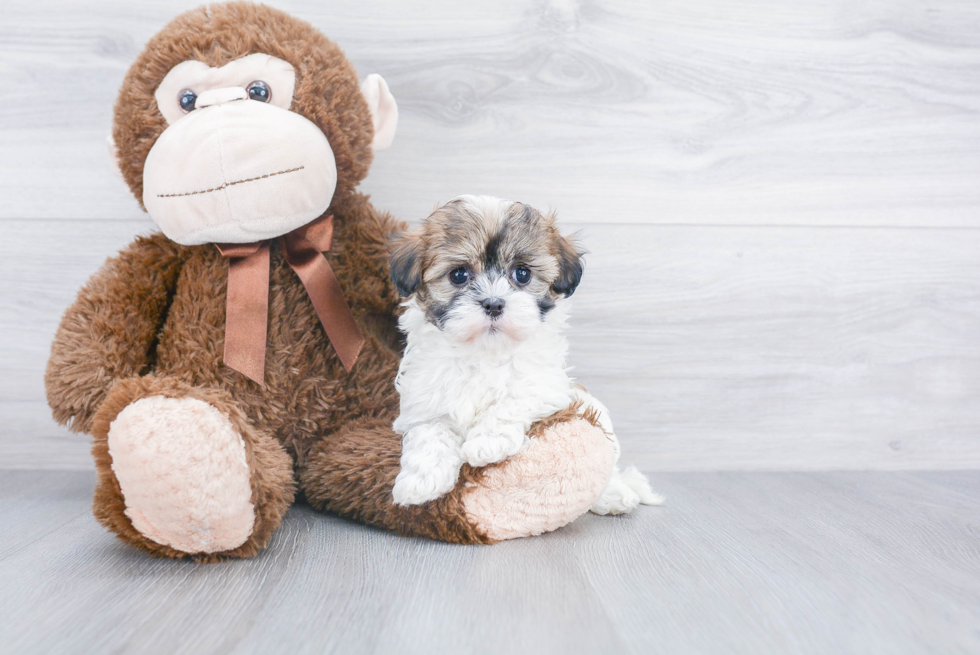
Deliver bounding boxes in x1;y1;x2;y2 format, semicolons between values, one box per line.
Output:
157;166;305;198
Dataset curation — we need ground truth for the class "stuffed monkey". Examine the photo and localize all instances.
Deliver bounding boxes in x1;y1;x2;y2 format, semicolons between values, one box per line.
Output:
45;2;615;560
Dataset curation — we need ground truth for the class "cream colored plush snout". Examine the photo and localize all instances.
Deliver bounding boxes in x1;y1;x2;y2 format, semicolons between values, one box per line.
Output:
142;89;337;246
194;86;248;108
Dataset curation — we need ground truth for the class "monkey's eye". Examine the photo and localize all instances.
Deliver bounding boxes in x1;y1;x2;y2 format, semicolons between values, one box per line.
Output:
513;266;531;286
449;268;470;286
178;89;197;113
247;81;271;103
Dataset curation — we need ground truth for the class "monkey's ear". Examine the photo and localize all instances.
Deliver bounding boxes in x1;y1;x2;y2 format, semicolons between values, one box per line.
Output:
361;74;398;151
552;234;585;297
389;232;423;296
106;134;124;181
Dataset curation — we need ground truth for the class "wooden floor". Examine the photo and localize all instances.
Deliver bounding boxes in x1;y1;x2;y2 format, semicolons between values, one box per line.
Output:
1;469;978;654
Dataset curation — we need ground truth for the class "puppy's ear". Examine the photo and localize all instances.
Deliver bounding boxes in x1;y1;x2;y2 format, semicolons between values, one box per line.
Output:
552;233;585;297
389;232;423;297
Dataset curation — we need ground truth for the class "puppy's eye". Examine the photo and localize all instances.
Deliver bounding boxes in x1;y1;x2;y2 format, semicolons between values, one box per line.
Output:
449;267;470;286
178;89;197;113
513;266;531;286
247;81;271;102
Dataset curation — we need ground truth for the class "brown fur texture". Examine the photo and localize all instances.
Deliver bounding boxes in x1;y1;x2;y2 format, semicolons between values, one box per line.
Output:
49;191;409;557
46;2;605;558
45;234;188;434
300;417;493;544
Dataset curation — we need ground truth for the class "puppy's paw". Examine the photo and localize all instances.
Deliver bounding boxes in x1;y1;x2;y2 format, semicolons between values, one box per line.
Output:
461;424;527;468
590;467;664;515
392;464;459;506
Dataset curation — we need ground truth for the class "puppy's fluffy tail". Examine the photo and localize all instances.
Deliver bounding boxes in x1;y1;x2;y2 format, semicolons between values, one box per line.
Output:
621;466;665;506
590;466;665;515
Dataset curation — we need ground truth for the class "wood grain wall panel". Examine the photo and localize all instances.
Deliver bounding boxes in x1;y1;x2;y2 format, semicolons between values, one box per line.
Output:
568;224;980;470
0;219;153;469
4;219;977;470
2;0;978;469
1;0;978;226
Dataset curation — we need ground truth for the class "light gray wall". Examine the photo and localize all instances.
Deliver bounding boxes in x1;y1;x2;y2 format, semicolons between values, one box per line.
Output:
2;0;979;470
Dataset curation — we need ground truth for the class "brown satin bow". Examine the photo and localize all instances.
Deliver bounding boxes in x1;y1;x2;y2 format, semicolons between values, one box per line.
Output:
215;214;364;385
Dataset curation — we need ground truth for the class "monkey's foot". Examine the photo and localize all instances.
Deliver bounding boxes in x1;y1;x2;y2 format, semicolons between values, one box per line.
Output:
106;396;255;553
90;376;295;560
462;418;615;541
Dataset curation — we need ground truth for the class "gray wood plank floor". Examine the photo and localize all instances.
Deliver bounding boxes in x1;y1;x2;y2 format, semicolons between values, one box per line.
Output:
1;470;978;654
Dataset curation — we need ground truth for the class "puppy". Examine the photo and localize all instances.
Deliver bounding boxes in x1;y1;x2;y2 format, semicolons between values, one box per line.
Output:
388;195;663;514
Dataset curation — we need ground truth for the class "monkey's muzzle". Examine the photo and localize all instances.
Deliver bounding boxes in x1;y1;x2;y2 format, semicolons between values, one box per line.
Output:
142;95;337;246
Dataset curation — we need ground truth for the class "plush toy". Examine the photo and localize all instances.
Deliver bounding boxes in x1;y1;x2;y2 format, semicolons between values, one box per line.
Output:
45;2;616;560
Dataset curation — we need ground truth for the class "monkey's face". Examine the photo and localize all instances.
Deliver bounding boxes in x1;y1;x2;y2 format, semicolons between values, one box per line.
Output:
143;54;337;245
110;3;398;247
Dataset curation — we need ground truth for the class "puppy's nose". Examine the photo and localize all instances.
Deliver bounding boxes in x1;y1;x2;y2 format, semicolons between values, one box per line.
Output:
481;297;505;317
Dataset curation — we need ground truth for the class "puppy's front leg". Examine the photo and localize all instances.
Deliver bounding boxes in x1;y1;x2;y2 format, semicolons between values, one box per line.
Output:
392;422;464;506
461;418;528;468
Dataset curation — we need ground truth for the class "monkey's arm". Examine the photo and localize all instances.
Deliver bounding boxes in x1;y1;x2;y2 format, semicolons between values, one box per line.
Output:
45;232;187;434
334;194;407;352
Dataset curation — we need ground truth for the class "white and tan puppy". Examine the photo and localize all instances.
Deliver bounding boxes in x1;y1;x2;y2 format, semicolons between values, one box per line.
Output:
388;195;663;514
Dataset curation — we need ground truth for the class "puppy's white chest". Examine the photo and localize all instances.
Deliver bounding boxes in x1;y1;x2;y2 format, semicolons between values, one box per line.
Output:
393;300;577;436
449;361;531;428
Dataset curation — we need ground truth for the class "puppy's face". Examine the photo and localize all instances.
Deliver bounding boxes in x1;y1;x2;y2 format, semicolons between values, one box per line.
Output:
390;196;584;344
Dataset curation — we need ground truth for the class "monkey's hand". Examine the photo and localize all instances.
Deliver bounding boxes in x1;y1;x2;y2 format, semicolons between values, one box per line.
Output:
45;233;186;434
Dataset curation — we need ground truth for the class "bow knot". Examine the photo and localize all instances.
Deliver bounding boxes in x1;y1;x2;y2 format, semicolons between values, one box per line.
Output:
215;214;364;385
